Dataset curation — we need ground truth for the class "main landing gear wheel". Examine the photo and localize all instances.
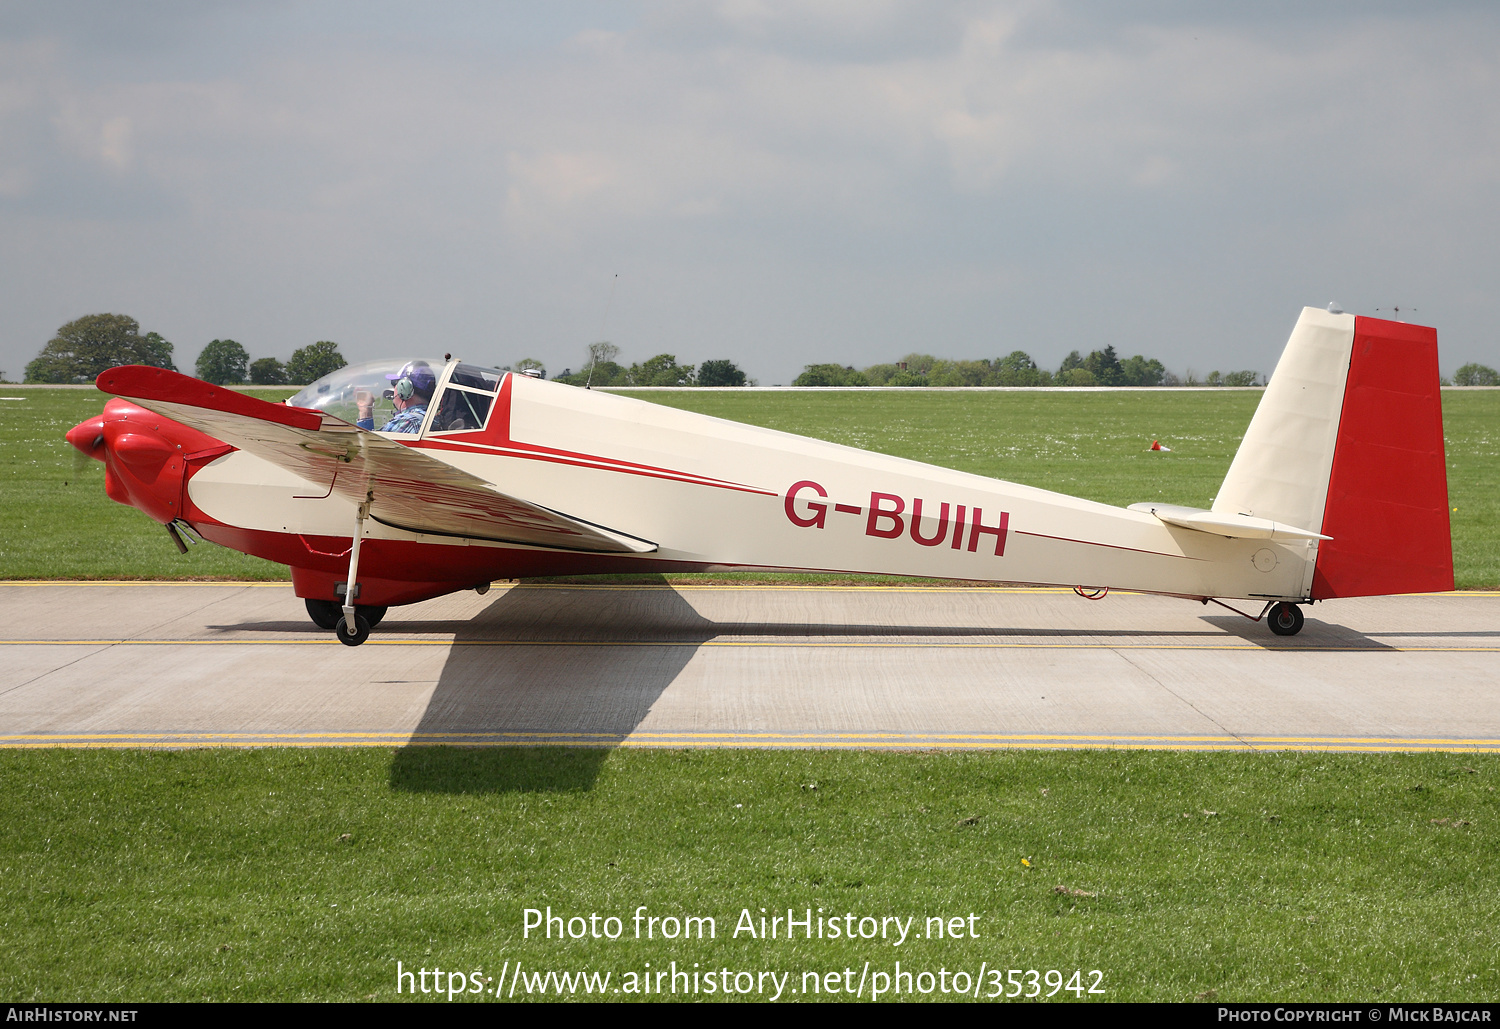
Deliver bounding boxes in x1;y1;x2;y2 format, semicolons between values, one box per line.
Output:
307;599;387;630
335;613;371;647
1267;602;1305;636
306;598;340;630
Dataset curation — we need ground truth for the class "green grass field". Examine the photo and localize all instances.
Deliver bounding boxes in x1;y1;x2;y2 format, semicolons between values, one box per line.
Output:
1;386;1496;586
2;747;1496;1002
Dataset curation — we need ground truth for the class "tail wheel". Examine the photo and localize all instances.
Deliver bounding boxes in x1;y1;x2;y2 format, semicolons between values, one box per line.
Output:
1268;602;1305;636
335;613;372;647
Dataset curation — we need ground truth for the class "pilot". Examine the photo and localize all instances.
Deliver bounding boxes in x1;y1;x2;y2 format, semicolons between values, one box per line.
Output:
356;361;436;434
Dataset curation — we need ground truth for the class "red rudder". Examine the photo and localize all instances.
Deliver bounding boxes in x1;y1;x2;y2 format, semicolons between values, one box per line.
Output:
1311;316;1453;598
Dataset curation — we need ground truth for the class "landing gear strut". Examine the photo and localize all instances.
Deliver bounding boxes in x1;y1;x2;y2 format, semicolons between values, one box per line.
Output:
331;495;375;647
1267;602;1305;636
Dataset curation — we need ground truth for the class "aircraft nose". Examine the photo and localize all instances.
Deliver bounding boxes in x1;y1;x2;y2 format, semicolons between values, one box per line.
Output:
66;415;107;461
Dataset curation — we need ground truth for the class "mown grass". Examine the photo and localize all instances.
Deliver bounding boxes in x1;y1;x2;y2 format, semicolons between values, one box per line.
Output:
1;387;1494;586
0;387;298;580
1;747;1496;1002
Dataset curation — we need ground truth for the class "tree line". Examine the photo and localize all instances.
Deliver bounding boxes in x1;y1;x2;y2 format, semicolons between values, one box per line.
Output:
14;313;1496;389
20;314;348;385
794;346;1261;387
549;342;750;387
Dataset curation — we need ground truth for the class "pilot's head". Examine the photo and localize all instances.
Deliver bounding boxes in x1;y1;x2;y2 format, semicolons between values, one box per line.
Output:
385;361;436;405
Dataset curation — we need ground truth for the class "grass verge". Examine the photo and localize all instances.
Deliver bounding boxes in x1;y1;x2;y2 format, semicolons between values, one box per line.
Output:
2;747;1497;1002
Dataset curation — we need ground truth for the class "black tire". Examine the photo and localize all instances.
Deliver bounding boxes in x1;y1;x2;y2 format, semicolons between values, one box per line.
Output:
306;598;341;630
308;599;385;630
335;613;371;647
1268;602;1304;636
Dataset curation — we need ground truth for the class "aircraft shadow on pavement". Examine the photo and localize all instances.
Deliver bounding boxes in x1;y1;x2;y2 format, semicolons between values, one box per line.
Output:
1200;614;1395;650
389;577;712;795
389;579;1239;794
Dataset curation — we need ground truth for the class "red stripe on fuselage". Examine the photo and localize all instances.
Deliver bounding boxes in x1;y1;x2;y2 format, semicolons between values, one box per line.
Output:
411;373;777;497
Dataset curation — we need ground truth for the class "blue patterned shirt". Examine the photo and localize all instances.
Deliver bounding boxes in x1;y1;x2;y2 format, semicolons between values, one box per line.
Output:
357;404;428;434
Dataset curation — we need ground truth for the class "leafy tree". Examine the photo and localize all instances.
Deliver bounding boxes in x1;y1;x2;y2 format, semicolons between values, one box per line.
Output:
286;341;347;384
794;364;869;386
1082;345;1123;386
139;332;177;372
989;351;1046;386
862;354;939;386
196;339;249;385
582;341;619;386
557;361;629;387
927;359;989;387
1454;363;1499;386
1221;370;1260;387
250;357;288;385
550;342;625;386
628;354;696;386
996;351;1037;374
23;314;176;383
697;359;746;387
1056;367;1098;386
1118;354;1166;386
515;357;546;378
1058;350;1085;375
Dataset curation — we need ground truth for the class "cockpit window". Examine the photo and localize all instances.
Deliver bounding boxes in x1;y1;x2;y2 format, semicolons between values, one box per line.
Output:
448;364;502;393
428;363;503;434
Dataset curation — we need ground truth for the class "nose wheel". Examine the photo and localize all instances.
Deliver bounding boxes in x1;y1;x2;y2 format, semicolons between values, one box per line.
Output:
335;613;372;646
1267;602;1305;636
306;598;386;631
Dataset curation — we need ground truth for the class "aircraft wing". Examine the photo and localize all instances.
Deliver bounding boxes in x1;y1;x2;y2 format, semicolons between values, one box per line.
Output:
97;366;656;554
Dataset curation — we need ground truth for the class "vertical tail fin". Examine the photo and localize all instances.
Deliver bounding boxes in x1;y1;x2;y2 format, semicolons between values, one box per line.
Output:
1214;307;1452;599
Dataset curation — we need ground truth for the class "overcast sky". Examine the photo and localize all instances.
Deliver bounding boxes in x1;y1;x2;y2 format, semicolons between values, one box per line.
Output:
2;1;1496;383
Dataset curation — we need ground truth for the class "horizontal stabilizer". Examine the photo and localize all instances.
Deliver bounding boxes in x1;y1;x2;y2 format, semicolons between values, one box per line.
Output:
1128;503;1331;541
97;365;657;554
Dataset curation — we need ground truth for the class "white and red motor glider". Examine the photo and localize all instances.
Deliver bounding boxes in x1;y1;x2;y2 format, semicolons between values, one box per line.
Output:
67;308;1452;646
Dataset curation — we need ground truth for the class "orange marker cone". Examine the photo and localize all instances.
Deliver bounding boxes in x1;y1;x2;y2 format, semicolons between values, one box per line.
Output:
1149;440;1172;452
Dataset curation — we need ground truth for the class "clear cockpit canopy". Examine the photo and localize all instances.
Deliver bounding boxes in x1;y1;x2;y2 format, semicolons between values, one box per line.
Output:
286;359;446;427
286;358;505;433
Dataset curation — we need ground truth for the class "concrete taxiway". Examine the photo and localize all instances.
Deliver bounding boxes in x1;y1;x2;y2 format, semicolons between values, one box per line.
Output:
1;582;1496;752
